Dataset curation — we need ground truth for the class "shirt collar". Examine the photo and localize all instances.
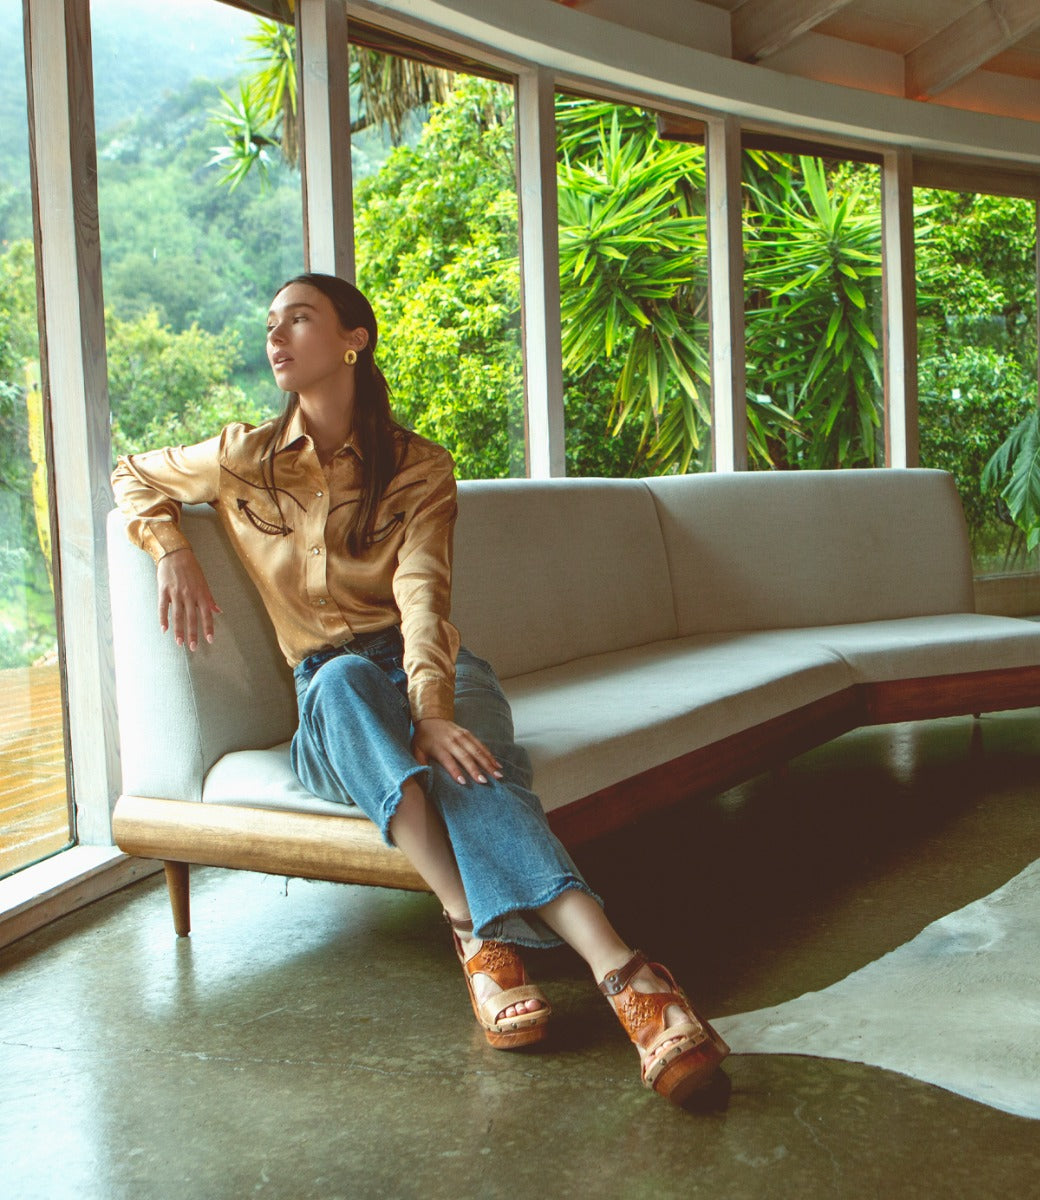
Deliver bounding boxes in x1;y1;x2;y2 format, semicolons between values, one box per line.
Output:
268;403;365;462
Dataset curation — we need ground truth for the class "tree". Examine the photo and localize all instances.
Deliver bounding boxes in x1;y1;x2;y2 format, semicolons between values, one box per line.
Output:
917;189;1037;568
106;310;272;458
353;77;524;478
743;154;884;469
557;101;710;473
0;238;55;667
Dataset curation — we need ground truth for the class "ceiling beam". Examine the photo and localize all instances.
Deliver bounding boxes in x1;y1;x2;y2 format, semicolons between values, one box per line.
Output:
906;0;1040;99
731;0;855;63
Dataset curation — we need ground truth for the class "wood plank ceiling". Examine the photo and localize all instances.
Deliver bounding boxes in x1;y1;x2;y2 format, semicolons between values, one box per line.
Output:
557;0;1040;121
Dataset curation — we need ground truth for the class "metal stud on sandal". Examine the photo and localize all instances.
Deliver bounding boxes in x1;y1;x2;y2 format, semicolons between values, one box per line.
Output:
445;913;551;1050
599;950;729;1103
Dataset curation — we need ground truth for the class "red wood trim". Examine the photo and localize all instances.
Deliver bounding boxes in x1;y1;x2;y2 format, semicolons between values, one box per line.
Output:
548;688;863;847
864;665;1040;724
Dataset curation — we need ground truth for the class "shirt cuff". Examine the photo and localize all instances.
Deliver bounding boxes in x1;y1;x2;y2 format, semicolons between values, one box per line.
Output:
139;521;192;565
409;677;455;723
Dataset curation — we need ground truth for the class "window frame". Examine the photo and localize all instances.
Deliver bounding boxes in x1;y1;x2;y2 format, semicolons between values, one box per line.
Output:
5;0;1039;937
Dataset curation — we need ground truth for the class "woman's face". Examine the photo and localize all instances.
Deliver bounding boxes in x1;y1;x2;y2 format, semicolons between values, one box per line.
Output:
266;282;368;396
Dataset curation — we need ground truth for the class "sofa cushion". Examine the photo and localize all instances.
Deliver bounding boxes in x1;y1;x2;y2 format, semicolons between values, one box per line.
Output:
645;469;975;636
452;479;677;680
203;744;362;816
814;613;1040;680
502;630;854;813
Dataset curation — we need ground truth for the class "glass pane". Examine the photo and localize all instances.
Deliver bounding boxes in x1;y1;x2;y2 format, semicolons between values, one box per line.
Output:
351;50;524;479
557;97;710;477
0;6;72;876
743;152;884;469
91;0;304;462
916;188;1039;575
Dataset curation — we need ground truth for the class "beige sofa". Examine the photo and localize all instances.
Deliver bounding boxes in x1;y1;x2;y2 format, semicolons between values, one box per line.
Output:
107;469;1040;934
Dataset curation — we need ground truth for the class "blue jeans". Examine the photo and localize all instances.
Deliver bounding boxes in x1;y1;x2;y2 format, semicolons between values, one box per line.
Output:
290;627;600;948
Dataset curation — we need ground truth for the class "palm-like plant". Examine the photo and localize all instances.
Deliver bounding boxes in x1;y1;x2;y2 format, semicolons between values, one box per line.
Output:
208;19;297;189
210;19;454;189
557;103;711;472
982;406;1040;553
744;153;883;469
211;29;888;477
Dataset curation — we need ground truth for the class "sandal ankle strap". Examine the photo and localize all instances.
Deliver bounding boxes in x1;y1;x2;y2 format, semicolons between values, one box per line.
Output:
598;950;648;997
443;910;474;935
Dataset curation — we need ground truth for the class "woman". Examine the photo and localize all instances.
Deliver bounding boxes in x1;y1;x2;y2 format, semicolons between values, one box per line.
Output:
112;272;729;1104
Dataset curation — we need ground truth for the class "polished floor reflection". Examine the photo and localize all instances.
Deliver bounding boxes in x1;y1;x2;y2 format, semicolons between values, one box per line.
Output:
2;709;1038;1199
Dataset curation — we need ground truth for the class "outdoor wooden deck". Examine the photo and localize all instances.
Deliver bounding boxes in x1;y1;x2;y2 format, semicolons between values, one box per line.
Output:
0;663;71;877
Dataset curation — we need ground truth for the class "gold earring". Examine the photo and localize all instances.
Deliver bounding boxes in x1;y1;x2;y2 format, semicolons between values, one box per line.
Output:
344;349;358;365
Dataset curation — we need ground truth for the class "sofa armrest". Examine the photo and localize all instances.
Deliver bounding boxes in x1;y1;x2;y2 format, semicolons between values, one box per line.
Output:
106;506;298;802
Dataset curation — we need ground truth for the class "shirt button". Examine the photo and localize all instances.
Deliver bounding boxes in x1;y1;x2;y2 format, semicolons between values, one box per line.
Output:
317;598;327;606
315;490;323;498
311;546;322;556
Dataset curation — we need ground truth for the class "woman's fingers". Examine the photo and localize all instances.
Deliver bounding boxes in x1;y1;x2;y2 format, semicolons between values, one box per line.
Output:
412;719;503;786
156;548;221;651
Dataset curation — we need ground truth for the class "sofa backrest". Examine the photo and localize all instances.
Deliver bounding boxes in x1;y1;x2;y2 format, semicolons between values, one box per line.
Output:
452;478;677;679
107;505;298;801
644;468;975;635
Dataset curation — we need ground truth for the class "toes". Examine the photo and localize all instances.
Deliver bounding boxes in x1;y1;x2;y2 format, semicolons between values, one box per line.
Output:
496;998;545;1023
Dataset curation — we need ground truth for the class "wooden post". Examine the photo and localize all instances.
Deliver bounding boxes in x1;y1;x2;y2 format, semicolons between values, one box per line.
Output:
517;68;566;478
882;147;919;468
707;115;747;471
297;0;354;279
23;0;121;844
163;861;191;938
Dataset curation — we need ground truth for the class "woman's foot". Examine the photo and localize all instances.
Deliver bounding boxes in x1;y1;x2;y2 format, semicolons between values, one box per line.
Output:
599;950;729;1103
446;914;551;1049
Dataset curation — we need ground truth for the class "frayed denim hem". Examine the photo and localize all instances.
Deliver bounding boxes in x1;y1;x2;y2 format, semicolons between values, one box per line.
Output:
473;877;604;949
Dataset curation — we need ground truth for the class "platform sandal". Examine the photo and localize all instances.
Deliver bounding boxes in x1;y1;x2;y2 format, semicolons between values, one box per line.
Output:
599;950;729;1104
446;914;551;1050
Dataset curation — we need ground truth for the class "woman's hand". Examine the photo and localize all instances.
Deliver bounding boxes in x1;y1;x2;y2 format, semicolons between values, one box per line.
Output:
156;547;222;651
412;718;504;787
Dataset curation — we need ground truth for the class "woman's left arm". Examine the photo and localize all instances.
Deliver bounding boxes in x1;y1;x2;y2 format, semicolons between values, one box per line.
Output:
392;449;499;786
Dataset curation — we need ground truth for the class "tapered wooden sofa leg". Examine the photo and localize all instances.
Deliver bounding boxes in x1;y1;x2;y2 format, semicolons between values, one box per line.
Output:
163;861;191;937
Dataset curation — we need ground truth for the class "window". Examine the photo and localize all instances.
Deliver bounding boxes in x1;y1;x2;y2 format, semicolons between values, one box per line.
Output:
916;186;1039;575
0;4;72;876
557;96;710;477
349;38;524;479
91;0;304;463
743;150;884;470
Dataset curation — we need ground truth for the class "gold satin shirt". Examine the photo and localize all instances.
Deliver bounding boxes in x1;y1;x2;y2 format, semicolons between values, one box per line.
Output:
111;408;462;721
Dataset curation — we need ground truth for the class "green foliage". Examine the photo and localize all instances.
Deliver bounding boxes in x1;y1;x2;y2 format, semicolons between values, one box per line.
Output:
917;189;1038;565
353;77;524;478
96;74;303;402
744;153;884;469
106;310;274;458
557;103;710;473
208;18;297;189
0;239;39;504
920;345;1032;558
983;406;1040;556
0;239;55;668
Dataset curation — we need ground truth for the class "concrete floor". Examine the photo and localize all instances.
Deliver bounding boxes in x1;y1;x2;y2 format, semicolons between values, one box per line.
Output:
2;710;1039;1200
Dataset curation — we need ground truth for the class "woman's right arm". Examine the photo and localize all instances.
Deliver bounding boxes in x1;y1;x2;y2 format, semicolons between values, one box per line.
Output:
112;436;225;650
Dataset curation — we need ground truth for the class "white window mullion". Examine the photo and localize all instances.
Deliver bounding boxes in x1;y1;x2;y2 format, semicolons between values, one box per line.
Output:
24;0;119;843
706;114;747;472
517;68;565;478
298;0;355;280
882;147;919;468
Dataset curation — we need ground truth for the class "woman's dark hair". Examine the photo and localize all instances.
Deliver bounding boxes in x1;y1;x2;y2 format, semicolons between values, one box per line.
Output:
263;272;406;555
